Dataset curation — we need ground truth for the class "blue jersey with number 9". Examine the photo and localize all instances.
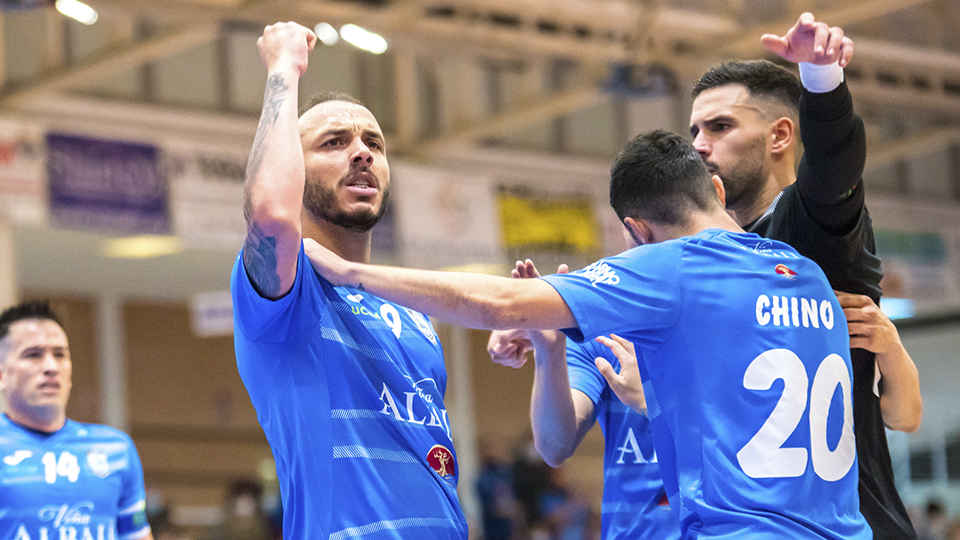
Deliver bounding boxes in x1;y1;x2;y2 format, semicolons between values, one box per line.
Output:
541;229;871;540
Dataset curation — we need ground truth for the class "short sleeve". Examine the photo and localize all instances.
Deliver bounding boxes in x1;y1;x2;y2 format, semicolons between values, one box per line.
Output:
116;434;151;540
231;242;326;343
540;244;682;345
566;339;612;405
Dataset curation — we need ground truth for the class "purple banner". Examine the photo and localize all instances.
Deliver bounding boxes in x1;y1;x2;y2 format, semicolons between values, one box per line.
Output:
47;133;169;234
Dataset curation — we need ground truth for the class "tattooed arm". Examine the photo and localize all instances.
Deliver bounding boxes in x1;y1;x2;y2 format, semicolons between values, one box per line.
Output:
243;22;317;299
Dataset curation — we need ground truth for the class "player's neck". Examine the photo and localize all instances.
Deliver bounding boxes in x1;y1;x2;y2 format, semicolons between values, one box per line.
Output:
303;218;372;264
650;208;742;243
689;207;744;237
4;410;66;434
734;168;795;227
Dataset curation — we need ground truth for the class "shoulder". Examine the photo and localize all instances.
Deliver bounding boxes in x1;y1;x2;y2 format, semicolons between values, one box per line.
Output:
64;420;136;446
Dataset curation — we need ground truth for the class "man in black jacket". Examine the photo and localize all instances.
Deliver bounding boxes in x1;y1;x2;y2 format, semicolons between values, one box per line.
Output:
689;12;922;540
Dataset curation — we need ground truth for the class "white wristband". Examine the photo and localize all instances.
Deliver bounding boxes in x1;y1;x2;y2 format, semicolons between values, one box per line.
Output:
798;62;844;93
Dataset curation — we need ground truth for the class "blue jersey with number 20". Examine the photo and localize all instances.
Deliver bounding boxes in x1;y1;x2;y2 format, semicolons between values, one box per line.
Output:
541;229;871;540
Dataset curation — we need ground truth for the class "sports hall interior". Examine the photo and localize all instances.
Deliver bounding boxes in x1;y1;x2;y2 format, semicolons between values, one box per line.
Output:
0;0;959;538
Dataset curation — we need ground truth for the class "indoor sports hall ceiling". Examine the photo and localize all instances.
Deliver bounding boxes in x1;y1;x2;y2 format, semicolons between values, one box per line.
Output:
2;0;960;303
4;0;960;172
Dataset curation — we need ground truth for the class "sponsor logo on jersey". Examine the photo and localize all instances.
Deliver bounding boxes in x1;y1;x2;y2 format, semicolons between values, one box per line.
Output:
13;502;113;540
3;450;32;466
426;444;456;484
86;451;111;478
379;381;452;440
775;264;797;280
39;503;94;527
578;261;620;288
747;240;801;259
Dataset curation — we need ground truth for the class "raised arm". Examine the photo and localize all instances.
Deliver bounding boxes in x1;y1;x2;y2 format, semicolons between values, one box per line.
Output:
763;13;866;234
243;22;317;299
837;292;922;432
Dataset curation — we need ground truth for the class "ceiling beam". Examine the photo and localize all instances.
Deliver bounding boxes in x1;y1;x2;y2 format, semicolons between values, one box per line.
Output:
413;85;605;154
0;23;220;109
720;0;936;57
865;127;960;173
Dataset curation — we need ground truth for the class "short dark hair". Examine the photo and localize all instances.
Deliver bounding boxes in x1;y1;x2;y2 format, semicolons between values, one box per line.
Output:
692;60;801;119
610;130;719;225
0;301;63;341
299;91;365;117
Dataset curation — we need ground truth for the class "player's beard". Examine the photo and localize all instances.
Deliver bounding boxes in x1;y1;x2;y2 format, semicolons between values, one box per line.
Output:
710;134;767;213
303;172;391;232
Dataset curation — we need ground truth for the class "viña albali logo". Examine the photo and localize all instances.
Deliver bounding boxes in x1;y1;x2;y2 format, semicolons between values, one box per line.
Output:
14;502;115;540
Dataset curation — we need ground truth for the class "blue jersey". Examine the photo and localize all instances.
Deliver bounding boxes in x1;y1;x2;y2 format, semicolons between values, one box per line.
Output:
231;244;468;540
542;229;871;540
567;340;679;540
0;416;151;540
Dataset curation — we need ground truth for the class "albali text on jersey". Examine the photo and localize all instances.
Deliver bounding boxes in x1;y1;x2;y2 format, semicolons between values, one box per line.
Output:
0;415;151;540
231;244;468;540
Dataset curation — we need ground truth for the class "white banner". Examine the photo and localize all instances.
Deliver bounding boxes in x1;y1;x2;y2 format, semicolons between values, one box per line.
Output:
164;142;247;251
392;162;504;270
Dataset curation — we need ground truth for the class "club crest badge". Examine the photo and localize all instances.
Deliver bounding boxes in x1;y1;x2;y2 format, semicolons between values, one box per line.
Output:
426;444;456;484
404;308;438;345
87;451;111;478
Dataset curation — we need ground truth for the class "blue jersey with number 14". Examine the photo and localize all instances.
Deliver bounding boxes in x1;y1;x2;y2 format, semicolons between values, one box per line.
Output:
542;229;871;540
0;415;151;540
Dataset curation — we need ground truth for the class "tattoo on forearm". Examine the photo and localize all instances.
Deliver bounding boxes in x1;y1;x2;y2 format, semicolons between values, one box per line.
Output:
243;216;282;298
245;74;290;183
242;74;291;298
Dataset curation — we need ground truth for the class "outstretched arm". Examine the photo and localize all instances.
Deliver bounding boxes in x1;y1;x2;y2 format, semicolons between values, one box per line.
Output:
305;239;576;330
837;292;922;432
242;22;317;299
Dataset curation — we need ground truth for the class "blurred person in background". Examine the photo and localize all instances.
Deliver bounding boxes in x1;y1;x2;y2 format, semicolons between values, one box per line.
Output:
0;300;154;540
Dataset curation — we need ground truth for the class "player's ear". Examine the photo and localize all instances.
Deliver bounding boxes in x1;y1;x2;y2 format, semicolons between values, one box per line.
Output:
770;117;794;156
623;217;653;247
712;175;726;206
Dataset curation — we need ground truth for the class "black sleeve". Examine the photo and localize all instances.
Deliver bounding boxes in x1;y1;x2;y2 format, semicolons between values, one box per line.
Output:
795;80;868;236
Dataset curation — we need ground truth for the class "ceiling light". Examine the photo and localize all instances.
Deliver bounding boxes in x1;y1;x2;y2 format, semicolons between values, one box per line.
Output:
103;235;181;259
314;22;339;46
339;24;387;54
55;0;97;25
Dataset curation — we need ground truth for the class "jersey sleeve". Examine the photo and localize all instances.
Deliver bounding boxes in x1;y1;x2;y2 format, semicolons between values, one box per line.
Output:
116;434;151;540
795;81;868;235
539;244;681;345
231;241;325;343
566;339;614;405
